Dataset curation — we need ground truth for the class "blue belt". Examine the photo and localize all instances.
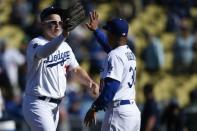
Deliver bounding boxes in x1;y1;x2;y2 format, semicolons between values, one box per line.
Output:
113;100;134;107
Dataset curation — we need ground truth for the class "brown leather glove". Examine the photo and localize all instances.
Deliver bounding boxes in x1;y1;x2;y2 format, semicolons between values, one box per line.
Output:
62;1;86;32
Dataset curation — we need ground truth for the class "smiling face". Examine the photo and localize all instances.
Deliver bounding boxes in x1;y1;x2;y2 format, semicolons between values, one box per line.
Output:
42;14;63;40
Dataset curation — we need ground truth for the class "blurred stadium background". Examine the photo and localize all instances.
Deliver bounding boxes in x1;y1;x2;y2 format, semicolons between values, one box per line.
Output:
0;0;197;131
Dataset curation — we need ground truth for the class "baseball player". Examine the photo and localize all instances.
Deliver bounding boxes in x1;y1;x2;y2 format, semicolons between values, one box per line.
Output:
84;11;141;131
22;6;99;131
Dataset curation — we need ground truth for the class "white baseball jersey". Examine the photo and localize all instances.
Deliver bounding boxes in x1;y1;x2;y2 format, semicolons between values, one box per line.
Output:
101;45;136;101
25;36;79;98
100;45;140;131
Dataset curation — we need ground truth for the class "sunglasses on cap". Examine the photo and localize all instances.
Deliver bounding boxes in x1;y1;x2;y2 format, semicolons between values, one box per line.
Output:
43;20;63;27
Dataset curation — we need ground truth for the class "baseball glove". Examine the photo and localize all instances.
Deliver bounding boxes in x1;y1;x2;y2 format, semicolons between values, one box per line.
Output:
62;1;86;32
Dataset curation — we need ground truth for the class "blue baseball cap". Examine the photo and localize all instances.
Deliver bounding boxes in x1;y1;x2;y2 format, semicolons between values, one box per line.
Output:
103;18;129;37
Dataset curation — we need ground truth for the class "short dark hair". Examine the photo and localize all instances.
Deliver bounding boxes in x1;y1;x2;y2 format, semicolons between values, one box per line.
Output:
40;6;64;22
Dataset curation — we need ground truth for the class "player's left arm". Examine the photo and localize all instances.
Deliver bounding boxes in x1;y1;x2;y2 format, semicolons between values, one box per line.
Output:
91;77;120;111
92;54;123;111
84;54;123;127
94;29;111;53
86;10;111;53
35;34;67;59
69;66;99;95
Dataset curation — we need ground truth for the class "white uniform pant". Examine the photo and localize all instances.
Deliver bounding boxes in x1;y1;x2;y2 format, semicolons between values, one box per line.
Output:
101;102;141;131
23;95;59;131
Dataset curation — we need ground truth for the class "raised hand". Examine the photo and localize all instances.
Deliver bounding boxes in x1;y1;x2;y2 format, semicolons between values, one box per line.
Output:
85;10;99;31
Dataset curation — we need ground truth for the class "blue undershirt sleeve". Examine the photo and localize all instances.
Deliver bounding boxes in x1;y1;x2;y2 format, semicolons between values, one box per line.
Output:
92;77;120;111
93;29;112;53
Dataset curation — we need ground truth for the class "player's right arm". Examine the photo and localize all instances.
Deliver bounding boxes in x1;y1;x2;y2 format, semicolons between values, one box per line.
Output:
86;11;111;53
33;33;68;59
